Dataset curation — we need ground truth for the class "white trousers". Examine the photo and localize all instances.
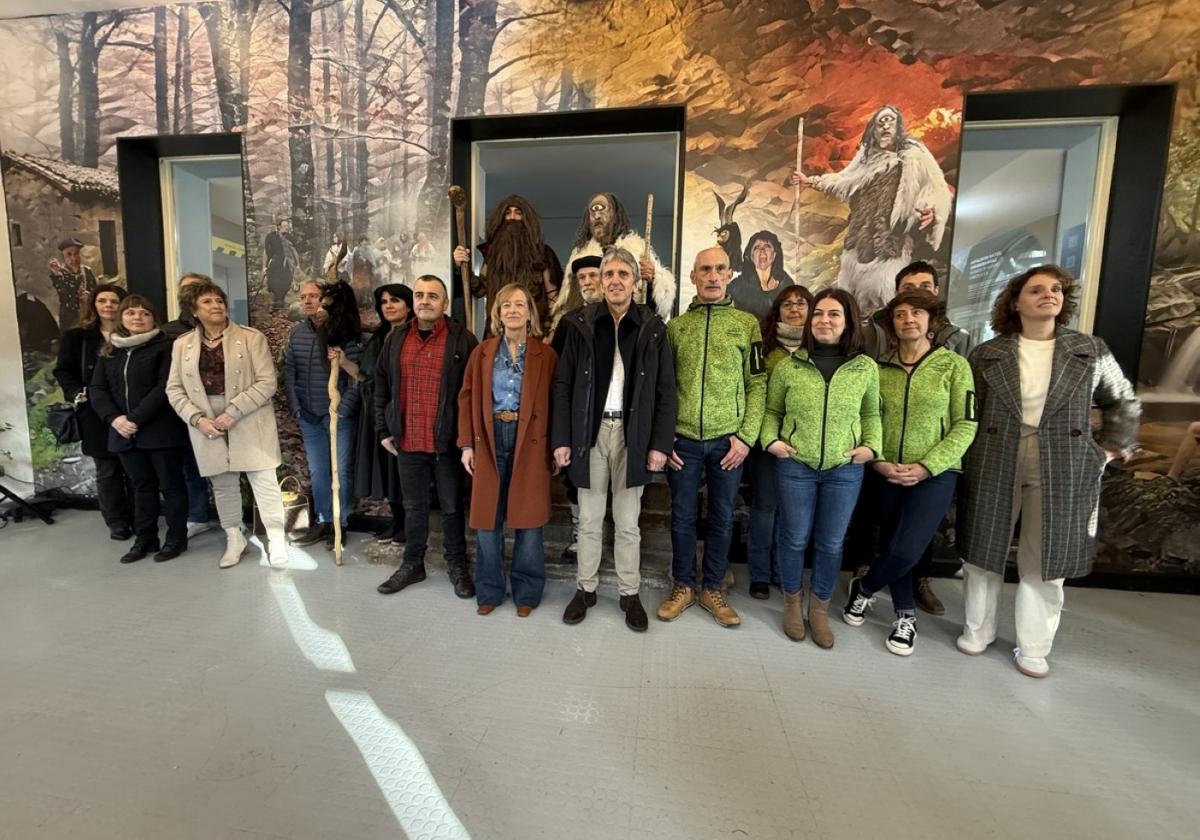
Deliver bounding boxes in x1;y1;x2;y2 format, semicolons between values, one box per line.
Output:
211;469;287;532
577;419;644;596
962;435;1065;658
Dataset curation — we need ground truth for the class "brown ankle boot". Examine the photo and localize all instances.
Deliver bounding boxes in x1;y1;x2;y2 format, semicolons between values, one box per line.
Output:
783;591;806;641
808;597;835;649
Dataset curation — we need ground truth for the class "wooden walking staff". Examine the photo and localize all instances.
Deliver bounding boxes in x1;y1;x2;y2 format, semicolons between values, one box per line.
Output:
641;194;654;300
448;185;475;332
327;360;344;566
793;117;805;266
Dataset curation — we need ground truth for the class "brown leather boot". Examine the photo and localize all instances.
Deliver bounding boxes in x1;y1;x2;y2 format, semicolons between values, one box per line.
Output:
808;597;835;649
915;578;945;616
783;591;806;641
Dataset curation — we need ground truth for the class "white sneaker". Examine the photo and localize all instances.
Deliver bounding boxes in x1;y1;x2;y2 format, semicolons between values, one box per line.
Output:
1014;648;1049;678
186;520;219;539
955;634;992;656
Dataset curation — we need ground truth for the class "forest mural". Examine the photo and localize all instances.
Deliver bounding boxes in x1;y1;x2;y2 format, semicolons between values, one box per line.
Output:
0;0;1197;580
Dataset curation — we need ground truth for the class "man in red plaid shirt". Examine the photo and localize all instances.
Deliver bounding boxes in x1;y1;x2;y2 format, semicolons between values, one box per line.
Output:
373;275;478;598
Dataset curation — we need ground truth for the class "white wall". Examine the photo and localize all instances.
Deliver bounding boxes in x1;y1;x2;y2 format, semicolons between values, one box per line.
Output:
0;187;36;493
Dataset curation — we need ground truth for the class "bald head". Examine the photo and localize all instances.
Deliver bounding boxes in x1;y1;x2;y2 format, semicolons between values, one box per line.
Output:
691;247;732;303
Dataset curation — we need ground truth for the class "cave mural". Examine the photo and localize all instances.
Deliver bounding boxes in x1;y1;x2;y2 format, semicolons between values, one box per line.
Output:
0;0;1196;580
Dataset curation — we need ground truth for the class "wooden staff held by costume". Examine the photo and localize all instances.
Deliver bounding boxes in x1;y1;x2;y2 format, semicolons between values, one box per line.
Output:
327;360;343;566
448;185;475;333
793;117;805;269
641;194;654;301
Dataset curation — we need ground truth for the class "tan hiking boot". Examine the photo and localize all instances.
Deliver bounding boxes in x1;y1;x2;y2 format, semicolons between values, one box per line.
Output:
783;591;806;641
657;584;695;621
808;597;835;648
915;578;945;616
699;588;741;627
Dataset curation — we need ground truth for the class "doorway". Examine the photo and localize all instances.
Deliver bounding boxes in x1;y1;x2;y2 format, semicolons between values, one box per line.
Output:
451;106;686;328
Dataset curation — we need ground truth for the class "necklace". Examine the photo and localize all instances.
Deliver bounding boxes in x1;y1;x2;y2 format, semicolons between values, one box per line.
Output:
203;328;225;344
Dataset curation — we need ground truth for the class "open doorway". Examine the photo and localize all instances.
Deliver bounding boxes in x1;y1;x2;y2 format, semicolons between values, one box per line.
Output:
451;106;686;329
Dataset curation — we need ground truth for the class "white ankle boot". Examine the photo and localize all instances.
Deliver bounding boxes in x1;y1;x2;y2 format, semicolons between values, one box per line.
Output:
220;526;247;569
266;528;289;567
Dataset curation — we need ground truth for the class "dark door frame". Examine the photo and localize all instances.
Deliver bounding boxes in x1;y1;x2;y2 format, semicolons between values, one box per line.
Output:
959;83;1176;380
450;105;688;320
116;133;244;317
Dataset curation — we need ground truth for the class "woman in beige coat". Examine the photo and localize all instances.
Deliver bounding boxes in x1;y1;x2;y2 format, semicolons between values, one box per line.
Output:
166;280;289;568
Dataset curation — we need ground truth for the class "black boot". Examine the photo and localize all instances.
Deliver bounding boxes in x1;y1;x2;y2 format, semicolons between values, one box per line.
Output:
377;563;426;594
291;522;330;546
448;564;475;599
562;588;597;625
620;593;648;632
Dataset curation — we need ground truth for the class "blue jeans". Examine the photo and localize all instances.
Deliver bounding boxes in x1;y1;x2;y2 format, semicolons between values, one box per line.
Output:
861;470;958;612
474;420;545;607
181;447;215;523
775;459;863;599
747;445;781;585
668;435;744;590
298;414;355;525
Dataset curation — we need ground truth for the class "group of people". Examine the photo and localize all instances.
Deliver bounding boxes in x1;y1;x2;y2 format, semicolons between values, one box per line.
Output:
55;230;1138;678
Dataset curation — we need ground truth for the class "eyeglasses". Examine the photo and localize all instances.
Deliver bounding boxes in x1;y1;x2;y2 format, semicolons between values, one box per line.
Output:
780;300;807;310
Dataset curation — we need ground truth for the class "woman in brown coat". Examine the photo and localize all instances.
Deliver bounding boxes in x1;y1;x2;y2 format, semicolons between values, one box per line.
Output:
458;283;558;616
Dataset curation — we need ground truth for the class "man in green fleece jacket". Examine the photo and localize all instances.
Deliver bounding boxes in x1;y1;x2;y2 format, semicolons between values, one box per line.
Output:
658;246;766;628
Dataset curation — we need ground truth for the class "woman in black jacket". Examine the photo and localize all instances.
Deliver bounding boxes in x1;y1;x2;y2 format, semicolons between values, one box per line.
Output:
90;295;190;563
353;283;413;542
53;283;133;540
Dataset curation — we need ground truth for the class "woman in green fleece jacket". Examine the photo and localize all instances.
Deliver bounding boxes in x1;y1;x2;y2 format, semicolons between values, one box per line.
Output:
760;288;880;648
841;290;977;656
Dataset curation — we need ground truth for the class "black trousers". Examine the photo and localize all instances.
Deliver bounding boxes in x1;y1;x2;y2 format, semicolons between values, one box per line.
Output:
119;447;189;546
846;466;936;578
92;454;133;534
396;450;467;570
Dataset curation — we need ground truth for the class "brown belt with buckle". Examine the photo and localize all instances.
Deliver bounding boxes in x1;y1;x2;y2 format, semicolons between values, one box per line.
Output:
493;411;519;422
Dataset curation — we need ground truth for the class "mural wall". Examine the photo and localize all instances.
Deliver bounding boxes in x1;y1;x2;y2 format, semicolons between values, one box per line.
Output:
0;0;1196;579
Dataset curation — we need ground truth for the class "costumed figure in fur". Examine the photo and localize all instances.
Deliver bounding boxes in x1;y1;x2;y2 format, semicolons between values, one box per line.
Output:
453;194;562;334
793;104;951;316
550;192;677;331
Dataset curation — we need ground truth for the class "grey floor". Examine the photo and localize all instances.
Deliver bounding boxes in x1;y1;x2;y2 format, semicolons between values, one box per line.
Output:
1;509;1197;840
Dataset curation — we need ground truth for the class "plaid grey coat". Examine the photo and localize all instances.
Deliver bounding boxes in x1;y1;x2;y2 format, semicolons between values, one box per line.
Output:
958;330;1139;580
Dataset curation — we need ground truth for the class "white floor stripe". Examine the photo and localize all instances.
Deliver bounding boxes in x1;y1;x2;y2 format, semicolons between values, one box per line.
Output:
326;689;471;840
268;575;356;672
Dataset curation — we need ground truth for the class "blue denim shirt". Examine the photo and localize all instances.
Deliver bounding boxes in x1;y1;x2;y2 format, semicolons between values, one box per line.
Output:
492;339;525;413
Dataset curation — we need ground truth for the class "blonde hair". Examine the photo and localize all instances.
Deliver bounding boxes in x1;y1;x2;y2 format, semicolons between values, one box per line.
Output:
490;283;541;337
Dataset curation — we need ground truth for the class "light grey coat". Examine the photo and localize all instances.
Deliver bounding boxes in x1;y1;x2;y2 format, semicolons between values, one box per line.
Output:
166;322;282;477
959;329;1139;580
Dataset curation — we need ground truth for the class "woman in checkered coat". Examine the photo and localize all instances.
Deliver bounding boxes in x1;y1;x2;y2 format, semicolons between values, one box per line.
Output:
956;266;1139;678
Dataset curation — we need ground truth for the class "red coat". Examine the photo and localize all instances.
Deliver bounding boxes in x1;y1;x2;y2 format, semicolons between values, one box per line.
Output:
457;337;557;531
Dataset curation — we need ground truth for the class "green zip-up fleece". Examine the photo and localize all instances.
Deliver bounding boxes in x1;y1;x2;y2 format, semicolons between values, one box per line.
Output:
877;346;977;476
667;295;766;445
760;351;881;471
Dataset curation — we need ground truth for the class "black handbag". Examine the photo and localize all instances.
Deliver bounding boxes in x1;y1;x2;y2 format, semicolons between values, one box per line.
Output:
47;403;81;445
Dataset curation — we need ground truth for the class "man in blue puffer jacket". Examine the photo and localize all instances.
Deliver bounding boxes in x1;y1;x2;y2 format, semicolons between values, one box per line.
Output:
286;280;362;549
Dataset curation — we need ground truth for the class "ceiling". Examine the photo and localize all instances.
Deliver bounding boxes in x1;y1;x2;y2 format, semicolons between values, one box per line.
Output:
0;1;187;19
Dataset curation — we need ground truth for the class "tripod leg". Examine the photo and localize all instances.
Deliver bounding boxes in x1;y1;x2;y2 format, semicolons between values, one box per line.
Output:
0;480;55;525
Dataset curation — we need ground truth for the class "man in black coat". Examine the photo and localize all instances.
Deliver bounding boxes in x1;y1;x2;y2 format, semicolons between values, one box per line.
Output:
374;275;478;599
552;247;677;631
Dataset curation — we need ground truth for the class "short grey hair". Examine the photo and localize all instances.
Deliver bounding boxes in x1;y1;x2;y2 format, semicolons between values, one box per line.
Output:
599;246;638;278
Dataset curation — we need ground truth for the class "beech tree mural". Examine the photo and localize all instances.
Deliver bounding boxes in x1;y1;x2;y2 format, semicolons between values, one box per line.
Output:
0;0;1197;577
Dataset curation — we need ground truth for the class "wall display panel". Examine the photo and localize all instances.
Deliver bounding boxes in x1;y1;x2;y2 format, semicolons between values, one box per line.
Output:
0;1;1195;581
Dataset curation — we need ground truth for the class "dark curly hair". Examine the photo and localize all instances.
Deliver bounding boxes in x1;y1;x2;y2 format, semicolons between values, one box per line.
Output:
882;289;946;340
761;284;814;353
803;287;865;356
990;264;1077;335
319;280;362;348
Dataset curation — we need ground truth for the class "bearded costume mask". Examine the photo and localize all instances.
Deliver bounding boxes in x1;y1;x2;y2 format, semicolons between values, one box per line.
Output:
480;194;550;284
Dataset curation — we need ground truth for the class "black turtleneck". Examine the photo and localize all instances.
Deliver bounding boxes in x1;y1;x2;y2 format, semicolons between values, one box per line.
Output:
810;342;848;382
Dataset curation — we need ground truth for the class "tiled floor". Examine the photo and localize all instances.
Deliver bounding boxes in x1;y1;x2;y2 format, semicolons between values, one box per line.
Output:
1;509;1197;839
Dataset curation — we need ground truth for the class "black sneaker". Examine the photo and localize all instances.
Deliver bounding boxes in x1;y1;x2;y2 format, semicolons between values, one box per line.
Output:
749;581;770;600
377;564;426;594
110;527;133;541
842;576;874;627
291;522;330;546
562;588;597;625
886;614;917;656
373;523;398;542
